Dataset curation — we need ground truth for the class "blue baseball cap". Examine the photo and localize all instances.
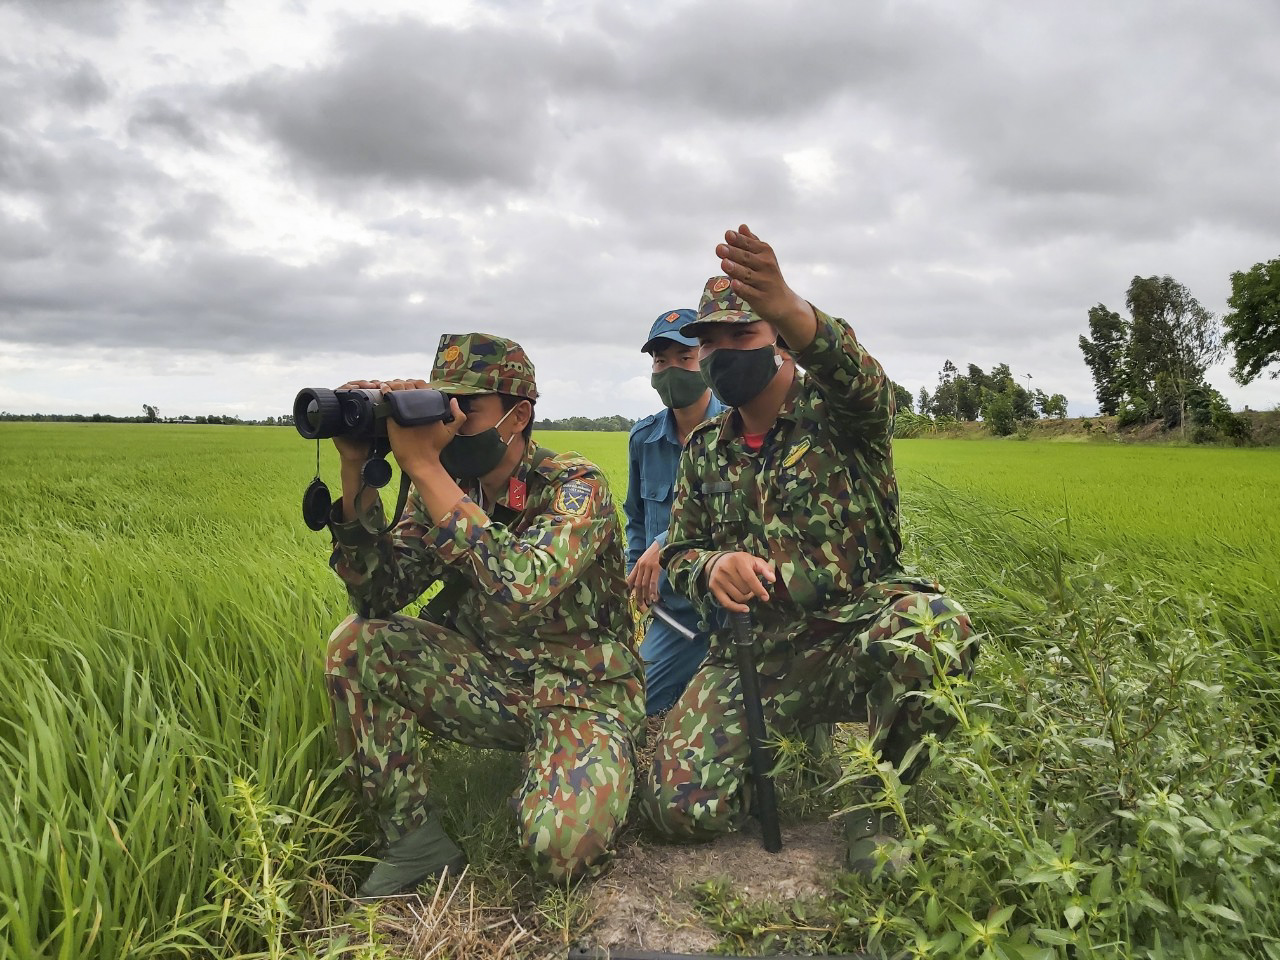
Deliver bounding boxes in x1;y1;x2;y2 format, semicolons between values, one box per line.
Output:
641;308;699;354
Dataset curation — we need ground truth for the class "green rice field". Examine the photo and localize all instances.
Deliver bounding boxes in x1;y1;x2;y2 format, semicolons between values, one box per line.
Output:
1;423;1278;958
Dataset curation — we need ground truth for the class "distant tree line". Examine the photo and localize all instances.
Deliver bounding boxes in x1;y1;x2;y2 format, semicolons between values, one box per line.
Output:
898;363;1068;437
1077;261;1276;444
532;414;635;432
0;410;297;426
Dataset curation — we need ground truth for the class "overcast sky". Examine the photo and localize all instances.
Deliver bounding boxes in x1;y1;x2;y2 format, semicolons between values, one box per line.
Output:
1;0;1278;421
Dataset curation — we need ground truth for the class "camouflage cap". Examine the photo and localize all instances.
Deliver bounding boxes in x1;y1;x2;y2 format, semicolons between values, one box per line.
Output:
679;276;762;338
426;332;538;400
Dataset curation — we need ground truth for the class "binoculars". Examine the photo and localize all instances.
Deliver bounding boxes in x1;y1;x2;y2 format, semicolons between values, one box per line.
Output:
294;387;457;529
292;387;454;441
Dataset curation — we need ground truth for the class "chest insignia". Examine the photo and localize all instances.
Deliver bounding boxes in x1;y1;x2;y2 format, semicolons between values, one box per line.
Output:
508;476;526;511
782;438;811;468
553;478;594;517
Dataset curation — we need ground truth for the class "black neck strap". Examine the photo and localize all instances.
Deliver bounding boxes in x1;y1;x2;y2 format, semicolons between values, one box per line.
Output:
356;470;411;537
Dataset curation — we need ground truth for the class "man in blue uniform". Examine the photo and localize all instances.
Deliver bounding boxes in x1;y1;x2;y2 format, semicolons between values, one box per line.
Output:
624;308;725;716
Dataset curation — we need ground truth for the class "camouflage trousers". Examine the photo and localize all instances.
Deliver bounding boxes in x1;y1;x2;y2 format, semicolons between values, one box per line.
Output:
325;614;634;880
639;591;975;839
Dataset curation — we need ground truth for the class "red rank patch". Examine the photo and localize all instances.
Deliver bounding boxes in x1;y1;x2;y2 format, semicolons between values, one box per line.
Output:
508;476;526;511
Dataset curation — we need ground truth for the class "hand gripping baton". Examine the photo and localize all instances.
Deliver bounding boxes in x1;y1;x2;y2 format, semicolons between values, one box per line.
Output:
729;609;782;853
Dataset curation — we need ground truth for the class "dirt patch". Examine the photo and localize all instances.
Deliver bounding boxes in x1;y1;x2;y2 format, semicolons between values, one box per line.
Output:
583;819;843;954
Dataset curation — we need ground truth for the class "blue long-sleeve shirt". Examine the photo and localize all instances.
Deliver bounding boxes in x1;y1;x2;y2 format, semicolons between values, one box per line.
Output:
623;398;725;617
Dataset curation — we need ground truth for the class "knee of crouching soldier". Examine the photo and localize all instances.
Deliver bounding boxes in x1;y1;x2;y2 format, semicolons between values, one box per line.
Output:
522;816;610;882
639;774;728;839
325;614;369;676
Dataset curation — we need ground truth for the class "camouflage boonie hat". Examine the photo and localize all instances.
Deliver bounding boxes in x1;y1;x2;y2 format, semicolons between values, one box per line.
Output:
680;276;762;338
426;332;538;401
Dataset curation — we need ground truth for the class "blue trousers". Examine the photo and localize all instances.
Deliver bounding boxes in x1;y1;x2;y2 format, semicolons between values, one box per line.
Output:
641;612;710;716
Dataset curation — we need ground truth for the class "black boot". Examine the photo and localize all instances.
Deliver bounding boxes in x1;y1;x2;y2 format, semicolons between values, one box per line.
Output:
357;811;467;899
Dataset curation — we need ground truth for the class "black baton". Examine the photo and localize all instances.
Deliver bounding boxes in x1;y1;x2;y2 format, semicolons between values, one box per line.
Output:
729;609;782;853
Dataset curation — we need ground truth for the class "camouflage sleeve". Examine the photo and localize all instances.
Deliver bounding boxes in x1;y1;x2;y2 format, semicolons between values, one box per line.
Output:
792;307;895;449
328;490;449;617
659;438;720;617
424;471;613;627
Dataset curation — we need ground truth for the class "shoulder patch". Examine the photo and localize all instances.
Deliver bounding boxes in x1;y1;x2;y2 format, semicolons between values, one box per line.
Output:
553;478;595;517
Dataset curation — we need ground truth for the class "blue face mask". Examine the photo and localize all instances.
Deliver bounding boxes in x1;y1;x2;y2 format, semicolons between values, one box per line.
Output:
699;346;781;407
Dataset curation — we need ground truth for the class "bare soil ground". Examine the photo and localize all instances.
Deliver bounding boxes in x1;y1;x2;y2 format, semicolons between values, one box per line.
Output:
582;818;843;955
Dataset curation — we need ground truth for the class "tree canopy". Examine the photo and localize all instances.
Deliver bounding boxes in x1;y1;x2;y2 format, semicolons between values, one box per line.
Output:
1079;275;1223;434
914;360;1065;435
1079;305;1127;415
1223;255;1280;384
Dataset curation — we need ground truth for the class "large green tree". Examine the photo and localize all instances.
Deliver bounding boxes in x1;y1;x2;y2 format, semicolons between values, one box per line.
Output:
1223;256;1280;384
1034;389;1069;419
1125;275;1222;437
891;381;914;413
955;364;985;421
1078;305;1128;415
929;360;960;419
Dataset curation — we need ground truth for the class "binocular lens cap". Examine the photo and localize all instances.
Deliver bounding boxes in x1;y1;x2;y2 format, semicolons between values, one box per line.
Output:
362;458;393;489
302;478;332;531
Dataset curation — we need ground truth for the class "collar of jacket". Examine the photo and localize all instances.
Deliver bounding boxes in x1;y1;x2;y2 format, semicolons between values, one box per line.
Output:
717;371;805;446
463;436;540;512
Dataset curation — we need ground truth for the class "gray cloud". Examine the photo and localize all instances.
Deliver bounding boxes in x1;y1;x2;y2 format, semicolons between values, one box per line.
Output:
129;97;207;147
221;18;565;188
56;60;110;107
1;0;1278;419
2;0;122;36
143;190;227;242
2;0;226;34
581;1;940;119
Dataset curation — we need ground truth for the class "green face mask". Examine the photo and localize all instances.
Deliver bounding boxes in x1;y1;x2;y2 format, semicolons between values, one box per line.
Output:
651;366;709;410
439;406;518;479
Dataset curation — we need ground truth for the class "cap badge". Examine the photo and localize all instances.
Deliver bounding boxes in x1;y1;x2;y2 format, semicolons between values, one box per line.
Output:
443;345;462;364
664;312;680;323
712;278;730;293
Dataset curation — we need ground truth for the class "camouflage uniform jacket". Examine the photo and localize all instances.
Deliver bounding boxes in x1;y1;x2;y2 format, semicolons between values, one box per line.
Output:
330;439;644;732
662;308;933;637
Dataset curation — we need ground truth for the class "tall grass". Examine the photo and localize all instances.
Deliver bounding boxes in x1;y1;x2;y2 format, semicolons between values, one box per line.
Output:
1;425;1277;958
0;425;356;958
894;440;1280;657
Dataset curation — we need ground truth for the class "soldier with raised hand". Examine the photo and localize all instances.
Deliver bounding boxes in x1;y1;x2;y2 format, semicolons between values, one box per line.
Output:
324;333;644;896
639;226;977;877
